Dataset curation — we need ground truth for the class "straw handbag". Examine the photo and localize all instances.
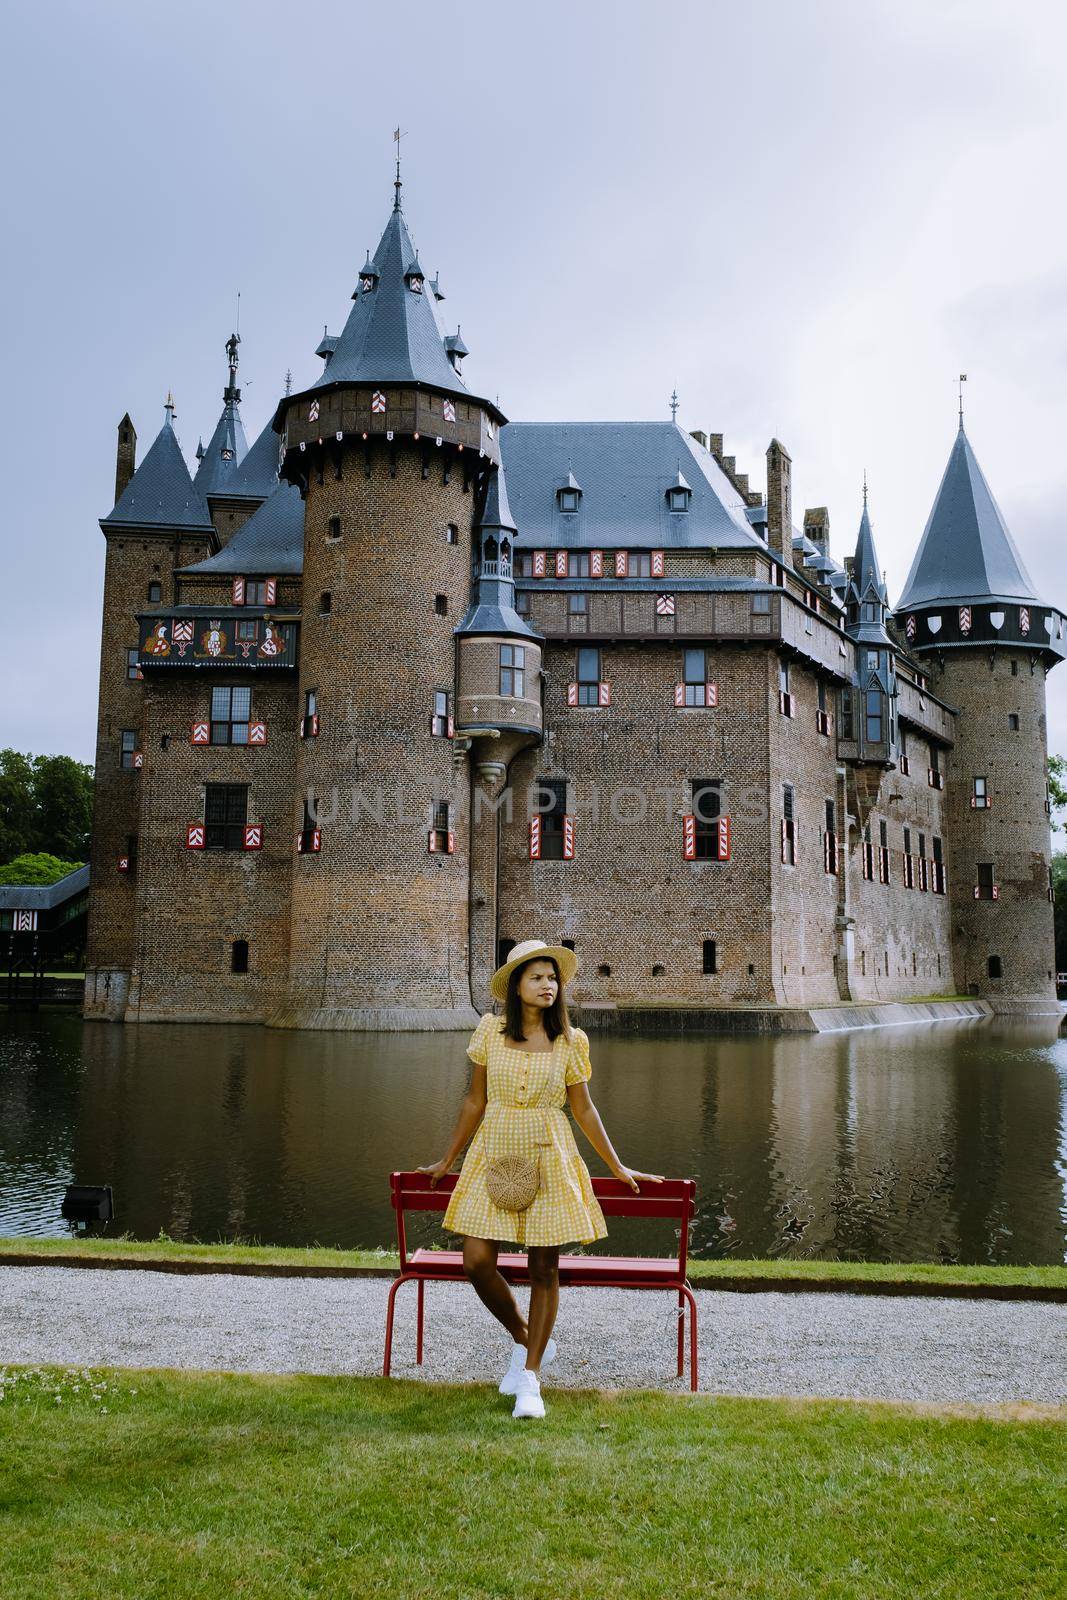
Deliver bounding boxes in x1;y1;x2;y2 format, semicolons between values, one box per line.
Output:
485;1113;552;1213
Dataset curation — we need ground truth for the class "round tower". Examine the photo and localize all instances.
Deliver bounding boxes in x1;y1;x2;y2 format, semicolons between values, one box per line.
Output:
893;422;1066;1007
272;187;508;1028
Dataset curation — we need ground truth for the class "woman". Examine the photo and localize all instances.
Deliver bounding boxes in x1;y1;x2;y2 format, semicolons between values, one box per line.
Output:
418;939;664;1420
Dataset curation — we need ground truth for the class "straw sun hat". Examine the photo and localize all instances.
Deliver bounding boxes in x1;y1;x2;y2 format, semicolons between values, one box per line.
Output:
489;939;578;1004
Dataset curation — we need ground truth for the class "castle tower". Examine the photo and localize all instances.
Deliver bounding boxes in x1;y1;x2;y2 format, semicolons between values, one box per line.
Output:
270;186;508;1028
84;398;215;1019
893;422;1066;1006
454;462;544;1004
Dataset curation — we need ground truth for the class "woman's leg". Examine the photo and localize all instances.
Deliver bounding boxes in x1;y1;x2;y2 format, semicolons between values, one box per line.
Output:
525;1246;560;1371
462;1236;528;1344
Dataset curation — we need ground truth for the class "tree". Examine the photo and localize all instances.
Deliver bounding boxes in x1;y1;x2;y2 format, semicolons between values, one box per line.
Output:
0;852;84;886
1048;755;1067;831
0;749;93;865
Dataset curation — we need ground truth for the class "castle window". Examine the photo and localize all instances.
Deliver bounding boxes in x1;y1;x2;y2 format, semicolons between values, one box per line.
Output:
431;690;451;736
497;937;516;967
231;939;249;974
434;594;448;616
824;800;838;876
918;832;928;891
899;727;910;774
782;784;796;866
1010;659;1018;676
120;729;138;769
866;650;879;670
558;488;580;513
1008;713;1019;731
702;939;718;975
446;524;459;544
679;647;715;707
839;687;854;740
302;688;319;739
210;685;251;745
319;592;332;616
976;861;996;901
597;964;612;977
571;553;591;577
327;516;342;541
245;580;270;605
575;646;601;706
628;553;652;577
902;826;914;888
532;777;568;859
865;688;883;743
499;644;525;697
751;591;771;614
568;592;587;614
973;776;988;808
928;746;943;788
988;955;1002;979
667;485;691;513
862;823;873;881
778;660;792;717
204;783;248;850
147;581;162;603
932;835;946;894
514;553;534;576
126;647;142;681
690;778;728;860
428;800;453;854
515;589;531;614
878;818;891;884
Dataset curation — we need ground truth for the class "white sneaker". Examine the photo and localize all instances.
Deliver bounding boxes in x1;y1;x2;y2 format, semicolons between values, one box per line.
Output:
498;1337;557;1396
511;1368;546;1420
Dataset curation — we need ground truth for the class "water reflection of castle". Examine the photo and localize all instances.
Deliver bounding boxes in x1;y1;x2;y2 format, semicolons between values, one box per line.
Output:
66;1022;1066;1264
82;177;1064;1027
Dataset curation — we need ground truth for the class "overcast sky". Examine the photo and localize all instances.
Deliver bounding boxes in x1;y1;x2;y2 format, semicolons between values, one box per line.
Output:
2;0;1066;765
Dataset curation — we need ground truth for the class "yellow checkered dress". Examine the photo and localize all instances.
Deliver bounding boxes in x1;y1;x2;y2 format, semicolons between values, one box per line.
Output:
442;1013;609;1248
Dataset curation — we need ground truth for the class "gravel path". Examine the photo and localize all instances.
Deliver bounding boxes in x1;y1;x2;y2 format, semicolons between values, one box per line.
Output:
1;1265;1063;1405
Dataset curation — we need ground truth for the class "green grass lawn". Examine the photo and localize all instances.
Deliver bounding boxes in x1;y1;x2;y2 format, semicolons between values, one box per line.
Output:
0;1364;1062;1600
2;1233;1064;1294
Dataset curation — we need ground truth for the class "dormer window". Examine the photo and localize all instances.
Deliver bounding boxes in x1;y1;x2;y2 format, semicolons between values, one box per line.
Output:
406;258;425;295
667;485;691;513
559;489;579;513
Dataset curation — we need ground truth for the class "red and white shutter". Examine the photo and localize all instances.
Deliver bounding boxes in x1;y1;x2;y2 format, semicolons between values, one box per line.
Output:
651;549;665;577
249;722;267;745
598;681;611;706
529;817;542;859
705;682;718;707
132;750;144;768
117;855;129;872
590;550;604;578
533;550;547;577
427;829;438;853
264;578;277;606
186;823;205;849
446;831;455;854
243;824;263;850
781;819;788;863
992;884;1000;900
232;577;245;606
555;550;568;578
959;605;972;633
1020;606;1031;635
191;720;210;744
567;682;578;706
718;817;731;861
563;814;574;859
682;815;696;859
447;713;454;737
674;683;685;707
614;550;628;577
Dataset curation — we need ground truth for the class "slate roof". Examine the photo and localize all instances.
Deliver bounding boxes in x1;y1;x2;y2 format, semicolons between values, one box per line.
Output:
193;396;249;499
101;410;214;531
0;864;89;912
455;464;541;642
499;423;762;550
896;425;1041;609
846;499;892;645
178;483;304;576
301;203;496;414
224;416;282;502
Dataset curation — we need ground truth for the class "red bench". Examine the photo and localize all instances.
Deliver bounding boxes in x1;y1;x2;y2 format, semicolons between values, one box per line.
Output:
384;1171;699;1390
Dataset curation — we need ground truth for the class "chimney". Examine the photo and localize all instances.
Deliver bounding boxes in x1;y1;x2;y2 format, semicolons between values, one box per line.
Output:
766;438;793;569
689;429;708;449
707;432;724;460
804;506;830;556
115;413;137;504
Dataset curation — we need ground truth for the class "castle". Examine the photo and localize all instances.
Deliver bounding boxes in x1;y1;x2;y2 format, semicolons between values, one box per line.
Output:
82;176;1065;1028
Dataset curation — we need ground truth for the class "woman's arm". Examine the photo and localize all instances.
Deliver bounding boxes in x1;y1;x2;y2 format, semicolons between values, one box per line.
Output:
567;1082;664;1191
418;1061;488;1186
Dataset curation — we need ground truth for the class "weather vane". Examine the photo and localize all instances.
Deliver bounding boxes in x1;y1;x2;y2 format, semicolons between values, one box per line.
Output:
958;373;967;428
393;126;407;209
669;389;679;423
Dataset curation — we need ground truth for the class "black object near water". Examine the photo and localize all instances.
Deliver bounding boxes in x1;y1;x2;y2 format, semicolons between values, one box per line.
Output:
61;1184;113;1223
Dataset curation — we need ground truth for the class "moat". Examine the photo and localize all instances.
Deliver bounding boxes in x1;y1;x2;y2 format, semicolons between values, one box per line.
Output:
1;1012;1064;1264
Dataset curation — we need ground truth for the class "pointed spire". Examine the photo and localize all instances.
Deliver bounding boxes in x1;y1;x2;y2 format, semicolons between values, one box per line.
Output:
896;425;1039;610
193;330;249;498
102;406;212;531
456;463;541;643
845;488;891;645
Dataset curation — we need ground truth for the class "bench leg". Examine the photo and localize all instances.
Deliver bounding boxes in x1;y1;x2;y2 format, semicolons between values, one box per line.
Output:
383;1273;417;1378
681;1282;698;1391
677;1288;684;1376
416;1277;425;1365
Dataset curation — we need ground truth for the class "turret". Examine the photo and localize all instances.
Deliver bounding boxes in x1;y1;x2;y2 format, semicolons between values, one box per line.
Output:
269;180;508;1026
193;332;249;505
892;421;1067;1006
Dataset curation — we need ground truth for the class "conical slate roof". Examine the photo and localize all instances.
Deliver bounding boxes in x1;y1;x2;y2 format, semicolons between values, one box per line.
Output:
224;416;282;502
896;425;1040;609
455;464;541;642
847;497;891;646
178;482;304;576
194;334;249;498
306;204;481;405
481;458;518;533
101;407;213;531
